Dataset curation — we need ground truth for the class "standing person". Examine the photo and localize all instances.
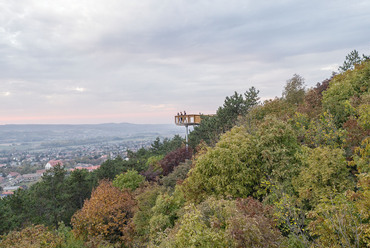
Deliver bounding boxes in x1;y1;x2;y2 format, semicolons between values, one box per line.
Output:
184;111;186;115
180;112;183;123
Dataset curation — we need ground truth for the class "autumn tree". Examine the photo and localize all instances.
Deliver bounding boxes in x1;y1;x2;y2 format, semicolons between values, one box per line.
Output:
0;225;63;248
161;160;192;188
297;78;331;118
159;146;192;176
71;180;136;246
156;197;283;247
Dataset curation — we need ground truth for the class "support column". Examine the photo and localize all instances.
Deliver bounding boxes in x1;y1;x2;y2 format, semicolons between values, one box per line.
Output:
185;125;189;150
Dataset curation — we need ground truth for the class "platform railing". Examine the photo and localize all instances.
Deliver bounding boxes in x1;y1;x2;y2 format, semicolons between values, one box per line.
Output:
174;114;202;125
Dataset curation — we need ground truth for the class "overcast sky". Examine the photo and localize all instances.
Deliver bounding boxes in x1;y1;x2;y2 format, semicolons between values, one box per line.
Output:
0;0;369;124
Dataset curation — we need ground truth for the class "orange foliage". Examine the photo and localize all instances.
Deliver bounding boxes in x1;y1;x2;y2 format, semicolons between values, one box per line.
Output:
71;180;136;246
0;225;63;248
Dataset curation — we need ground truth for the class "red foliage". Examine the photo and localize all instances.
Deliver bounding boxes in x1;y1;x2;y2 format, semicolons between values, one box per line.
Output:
227;197;283;248
298;78;331;118
343;118;370;156
141;165;162;182
160;147;193;176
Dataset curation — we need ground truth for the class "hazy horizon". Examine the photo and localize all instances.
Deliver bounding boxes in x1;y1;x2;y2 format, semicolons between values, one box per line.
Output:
1;1;369;125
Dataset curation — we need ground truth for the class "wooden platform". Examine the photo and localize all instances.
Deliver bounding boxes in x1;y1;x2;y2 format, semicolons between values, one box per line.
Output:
174;114;202;126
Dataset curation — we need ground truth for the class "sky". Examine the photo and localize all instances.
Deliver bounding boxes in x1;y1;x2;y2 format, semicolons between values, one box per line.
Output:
0;0;369;124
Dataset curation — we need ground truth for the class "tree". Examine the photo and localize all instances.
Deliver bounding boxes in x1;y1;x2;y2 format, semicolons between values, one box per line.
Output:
184;117;301;203
31;164;73;228
71;180;136;246
132;184;163;245
94;156;126;181
307;192;368;247
303;112;345;148
293;146;354;206
113;169;145;191
149;186;185;241
0;225;63;248
339;49;369;72
322;60;370;127
184;126;260;202
156;197;283;248
189;87;260;148
282;74;306;105
161;160;192;188
0;190;32;235
67;168;94;209
159;146;192;176
297;78;331;119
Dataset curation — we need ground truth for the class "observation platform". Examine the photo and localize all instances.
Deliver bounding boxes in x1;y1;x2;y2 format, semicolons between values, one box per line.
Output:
174;114;202;126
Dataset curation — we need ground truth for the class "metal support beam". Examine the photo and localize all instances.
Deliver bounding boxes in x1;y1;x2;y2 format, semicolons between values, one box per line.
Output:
185;125;189;150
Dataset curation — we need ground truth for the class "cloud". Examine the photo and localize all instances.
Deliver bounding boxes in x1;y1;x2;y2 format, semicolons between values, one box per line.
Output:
0;0;369;124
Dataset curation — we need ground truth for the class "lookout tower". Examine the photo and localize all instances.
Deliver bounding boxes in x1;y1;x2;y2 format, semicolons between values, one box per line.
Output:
175;114;202;147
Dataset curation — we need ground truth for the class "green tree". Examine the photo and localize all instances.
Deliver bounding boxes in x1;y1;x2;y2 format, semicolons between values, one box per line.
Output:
184;126;259;202
133;184;164;245
339;49;369;72
0;189;33;235
113;169;145;191
149;186;185;242
293;146;354;206
189;87;260;148
67;168;94;209
303;112;345;148
184;117;301;202
32;164;73;228
322;60;370;126
94;156;127;181
282;74;306;105
349;137;370;174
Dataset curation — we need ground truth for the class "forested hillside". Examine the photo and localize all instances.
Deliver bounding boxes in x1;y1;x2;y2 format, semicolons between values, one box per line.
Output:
0;54;369;247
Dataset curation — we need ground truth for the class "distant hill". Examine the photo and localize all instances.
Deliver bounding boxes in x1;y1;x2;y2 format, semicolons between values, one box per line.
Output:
0;123;183;151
